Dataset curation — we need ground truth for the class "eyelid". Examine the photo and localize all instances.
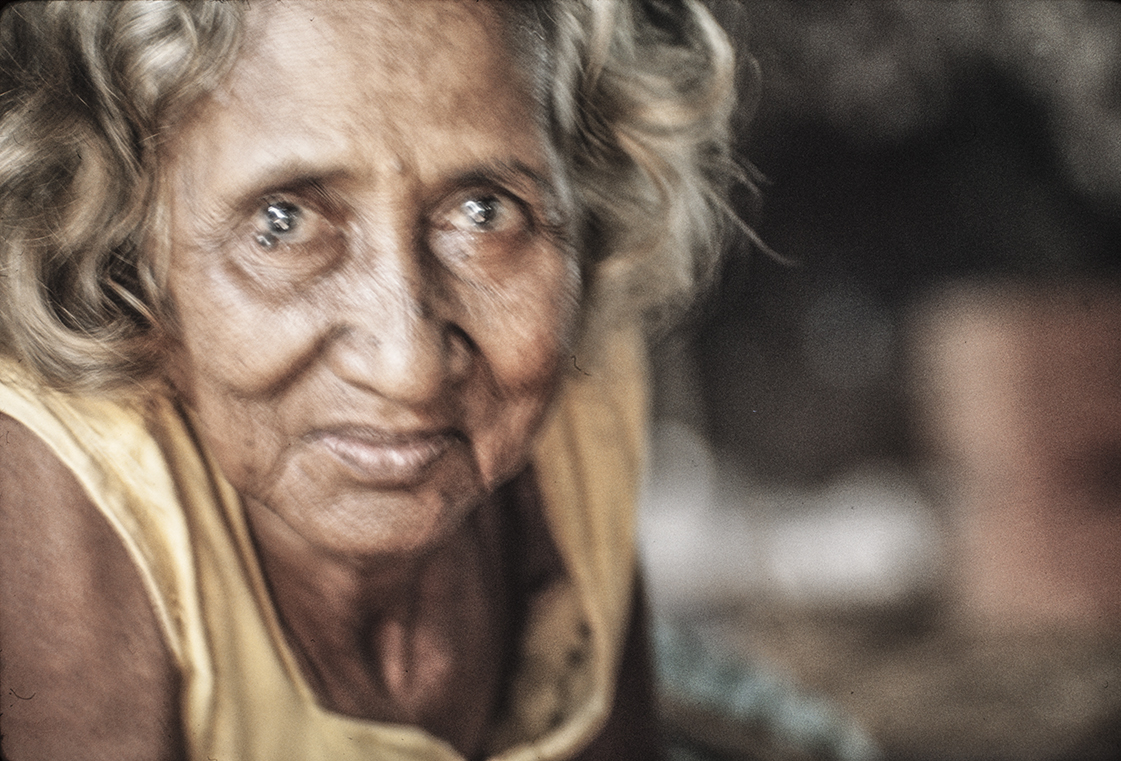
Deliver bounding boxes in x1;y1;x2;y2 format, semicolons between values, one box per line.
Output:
212;175;337;231
432;186;533;231
259;180;347;220
442;165;571;242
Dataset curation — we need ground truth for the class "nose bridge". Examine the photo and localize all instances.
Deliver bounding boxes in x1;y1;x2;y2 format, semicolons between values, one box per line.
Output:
328;211;455;405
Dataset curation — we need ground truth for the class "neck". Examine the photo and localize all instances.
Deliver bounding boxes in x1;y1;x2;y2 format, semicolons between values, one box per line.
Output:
243;492;514;756
245;499;434;625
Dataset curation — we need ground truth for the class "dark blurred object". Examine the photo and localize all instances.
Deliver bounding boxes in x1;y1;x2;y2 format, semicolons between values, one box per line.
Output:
649;4;1121;760
679;0;1121;486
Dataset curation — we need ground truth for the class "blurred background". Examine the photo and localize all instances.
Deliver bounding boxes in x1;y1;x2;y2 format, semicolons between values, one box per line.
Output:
639;2;1121;759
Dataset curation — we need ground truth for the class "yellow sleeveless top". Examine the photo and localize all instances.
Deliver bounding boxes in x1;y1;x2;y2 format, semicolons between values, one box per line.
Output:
0;328;646;761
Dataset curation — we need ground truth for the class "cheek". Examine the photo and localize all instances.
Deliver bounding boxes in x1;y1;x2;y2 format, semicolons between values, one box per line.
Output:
474;250;579;386
164;258;327;489
168;258;323;395
460;255;580;480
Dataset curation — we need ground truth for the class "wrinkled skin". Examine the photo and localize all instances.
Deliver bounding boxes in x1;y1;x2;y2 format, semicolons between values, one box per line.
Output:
166;0;580;564
0;2;660;759
163;0;579;752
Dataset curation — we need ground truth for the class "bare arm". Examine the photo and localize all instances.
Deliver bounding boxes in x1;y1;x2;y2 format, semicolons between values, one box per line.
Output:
0;414;184;761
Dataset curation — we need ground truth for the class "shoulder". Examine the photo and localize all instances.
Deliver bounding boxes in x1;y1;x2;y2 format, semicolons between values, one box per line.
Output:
0;412;184;761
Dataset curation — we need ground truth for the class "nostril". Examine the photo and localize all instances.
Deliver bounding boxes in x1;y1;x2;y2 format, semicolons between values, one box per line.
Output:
326;309;471;404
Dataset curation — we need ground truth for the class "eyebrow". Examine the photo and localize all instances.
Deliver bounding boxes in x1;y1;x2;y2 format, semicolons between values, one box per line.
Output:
440;158;567;216
217;156;565;218
219;160;354;210
447;159;555;194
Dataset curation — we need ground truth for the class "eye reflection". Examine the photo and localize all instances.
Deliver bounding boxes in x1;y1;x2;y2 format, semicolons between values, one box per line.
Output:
463;197;496;227
445;194;522;236
256;201;301;249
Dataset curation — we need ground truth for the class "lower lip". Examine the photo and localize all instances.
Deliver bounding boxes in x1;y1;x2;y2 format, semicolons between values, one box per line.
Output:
315;431;454;486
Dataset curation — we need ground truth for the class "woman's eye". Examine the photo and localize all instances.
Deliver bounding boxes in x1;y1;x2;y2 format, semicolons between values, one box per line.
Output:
254;200;311;249
241;196;345;282
429;192;537;269
463;198;496;227
448;195;516;233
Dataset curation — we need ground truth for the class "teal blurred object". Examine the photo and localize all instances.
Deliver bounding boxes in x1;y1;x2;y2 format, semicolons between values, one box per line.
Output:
654;621;880;761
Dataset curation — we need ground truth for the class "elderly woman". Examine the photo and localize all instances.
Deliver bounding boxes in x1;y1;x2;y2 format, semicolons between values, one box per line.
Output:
0;1;736;759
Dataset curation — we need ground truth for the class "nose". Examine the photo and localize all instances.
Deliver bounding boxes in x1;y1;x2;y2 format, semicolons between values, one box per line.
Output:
326;246;469;407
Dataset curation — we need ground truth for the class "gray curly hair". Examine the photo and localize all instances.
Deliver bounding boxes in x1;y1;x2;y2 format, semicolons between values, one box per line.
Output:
0;0;746;392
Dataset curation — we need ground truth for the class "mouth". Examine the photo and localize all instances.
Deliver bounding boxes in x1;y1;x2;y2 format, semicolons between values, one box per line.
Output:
310;427;459;487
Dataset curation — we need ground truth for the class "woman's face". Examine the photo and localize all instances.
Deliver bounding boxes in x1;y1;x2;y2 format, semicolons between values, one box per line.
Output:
164;0;579;560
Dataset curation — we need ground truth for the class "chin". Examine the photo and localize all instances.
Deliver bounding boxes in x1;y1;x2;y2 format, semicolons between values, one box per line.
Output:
254;448;491;562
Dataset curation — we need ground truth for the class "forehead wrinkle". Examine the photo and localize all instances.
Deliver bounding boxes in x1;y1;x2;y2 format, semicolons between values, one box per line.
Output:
229;2;529;181
168;0;569;243
285;0;513;115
